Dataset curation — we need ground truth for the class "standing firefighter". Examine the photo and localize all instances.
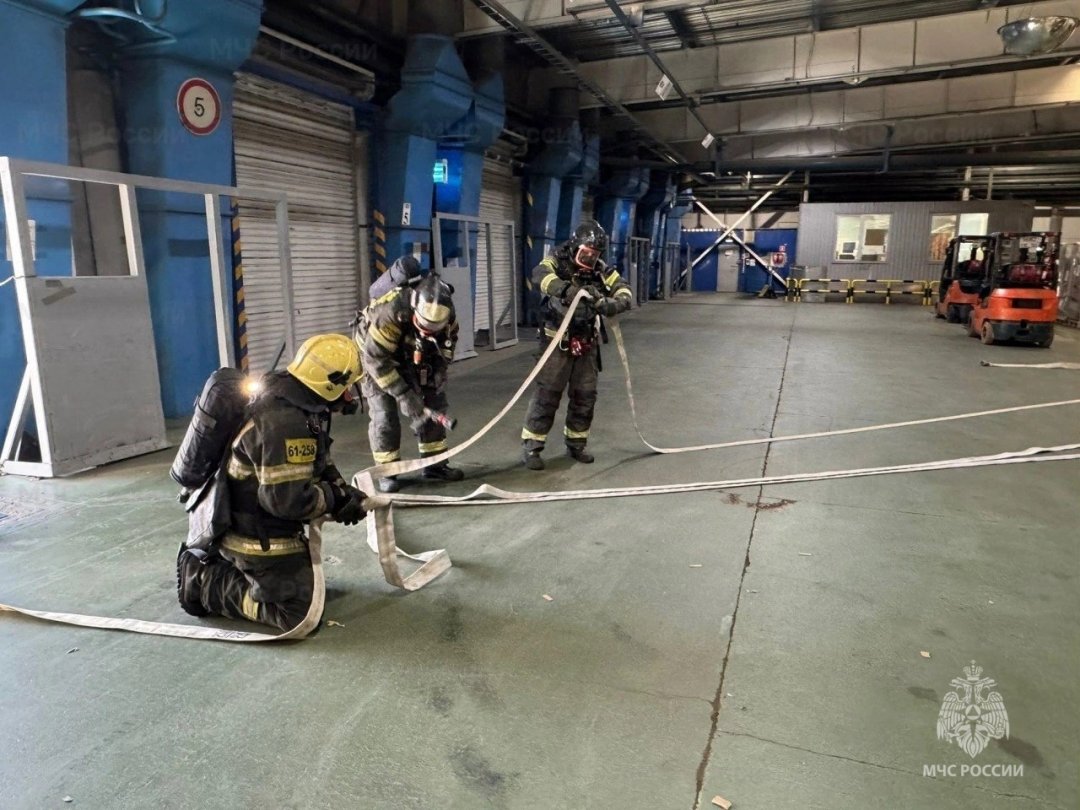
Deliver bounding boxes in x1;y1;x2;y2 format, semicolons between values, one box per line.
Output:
355;273;464;493
521;220;632;469
175;334;367;632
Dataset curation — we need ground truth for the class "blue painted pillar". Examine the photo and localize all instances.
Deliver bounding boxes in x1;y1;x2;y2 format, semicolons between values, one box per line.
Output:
596;167;650;276
0;1;82;428
555;182;584;242
435;70;504;298
555;132;599;243
118;61;238;417
523;123;582;324
664;193;694;293
378;35;472;273
636;172;676;298
111;1;261;418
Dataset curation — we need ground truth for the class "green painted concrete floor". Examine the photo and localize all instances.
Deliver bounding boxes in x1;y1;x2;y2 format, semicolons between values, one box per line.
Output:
1;296;1078;810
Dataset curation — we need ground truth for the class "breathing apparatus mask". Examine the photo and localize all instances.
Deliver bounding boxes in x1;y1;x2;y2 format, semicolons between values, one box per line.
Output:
569;219;608;278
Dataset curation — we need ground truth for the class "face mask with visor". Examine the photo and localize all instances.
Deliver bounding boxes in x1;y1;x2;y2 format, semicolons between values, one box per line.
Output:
573;244;601;272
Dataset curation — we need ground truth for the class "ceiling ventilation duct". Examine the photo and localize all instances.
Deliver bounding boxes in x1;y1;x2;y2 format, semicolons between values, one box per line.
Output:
998;16;1079;56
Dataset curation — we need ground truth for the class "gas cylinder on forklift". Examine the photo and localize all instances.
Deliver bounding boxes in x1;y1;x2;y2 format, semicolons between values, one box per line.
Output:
935;235;992;324
965;232;1059;347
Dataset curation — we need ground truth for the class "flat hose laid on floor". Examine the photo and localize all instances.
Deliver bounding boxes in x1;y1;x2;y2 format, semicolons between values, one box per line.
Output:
4;290;1079;638
357;290;1080;590
0;521;327;642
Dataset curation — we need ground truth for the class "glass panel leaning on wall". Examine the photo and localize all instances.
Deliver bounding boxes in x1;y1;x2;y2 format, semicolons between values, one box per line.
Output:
835;214;891;262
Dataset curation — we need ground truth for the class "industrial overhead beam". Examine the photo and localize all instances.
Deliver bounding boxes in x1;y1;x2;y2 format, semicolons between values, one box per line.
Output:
568;2;1080;109
602;0;711;140
467;0;695;167
711;150;1080;173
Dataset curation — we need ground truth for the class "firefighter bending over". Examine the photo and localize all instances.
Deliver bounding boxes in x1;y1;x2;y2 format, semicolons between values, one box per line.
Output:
176;334;367;631
355;273;464;493
520;220;633;470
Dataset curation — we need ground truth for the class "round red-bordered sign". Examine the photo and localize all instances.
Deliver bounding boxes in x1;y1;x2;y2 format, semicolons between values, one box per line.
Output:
177;78;221;136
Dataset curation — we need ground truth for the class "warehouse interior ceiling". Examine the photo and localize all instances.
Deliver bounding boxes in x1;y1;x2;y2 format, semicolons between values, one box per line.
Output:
261;0;1080;210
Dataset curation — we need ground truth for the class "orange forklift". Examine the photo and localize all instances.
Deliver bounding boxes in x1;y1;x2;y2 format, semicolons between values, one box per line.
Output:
966;231;1059;347
934;235;991;324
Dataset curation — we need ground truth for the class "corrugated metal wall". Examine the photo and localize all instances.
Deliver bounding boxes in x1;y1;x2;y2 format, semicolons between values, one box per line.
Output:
796;200;1034;281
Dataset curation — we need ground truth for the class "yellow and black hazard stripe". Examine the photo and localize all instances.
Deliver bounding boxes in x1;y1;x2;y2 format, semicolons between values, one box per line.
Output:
373;209;387;278
230;198;249;372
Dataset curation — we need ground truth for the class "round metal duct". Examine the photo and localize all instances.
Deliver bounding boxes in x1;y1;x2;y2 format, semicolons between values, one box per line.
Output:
998;16;1079;56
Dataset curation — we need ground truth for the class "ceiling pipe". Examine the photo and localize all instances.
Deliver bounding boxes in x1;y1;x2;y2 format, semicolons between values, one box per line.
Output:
258;26;375;79
466;0;703;173
601;0;711;139
713;150;1080;173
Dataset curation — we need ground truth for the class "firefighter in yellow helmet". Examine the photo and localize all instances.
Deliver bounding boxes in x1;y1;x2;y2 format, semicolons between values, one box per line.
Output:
177;334;366;631
354;273;463;493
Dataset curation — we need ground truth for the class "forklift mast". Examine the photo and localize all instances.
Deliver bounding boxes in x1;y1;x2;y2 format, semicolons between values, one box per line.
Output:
985;232;1060;290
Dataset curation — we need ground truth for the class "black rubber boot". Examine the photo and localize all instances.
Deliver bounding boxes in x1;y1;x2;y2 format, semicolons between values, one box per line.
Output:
522;448;545;470
566;445;595;464
423;461;465;481
377;476;400;493
176;546;214;617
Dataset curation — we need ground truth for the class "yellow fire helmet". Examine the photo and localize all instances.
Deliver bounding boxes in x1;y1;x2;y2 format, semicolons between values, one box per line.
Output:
411;274;455;334
286;333;363;401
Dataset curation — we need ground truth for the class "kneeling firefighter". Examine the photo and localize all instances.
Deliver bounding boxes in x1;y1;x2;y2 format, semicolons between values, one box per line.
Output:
173;334;367;632
520;220;633;469
354;273;463;493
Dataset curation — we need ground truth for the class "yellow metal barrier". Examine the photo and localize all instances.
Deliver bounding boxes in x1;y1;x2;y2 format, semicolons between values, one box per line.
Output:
790;278;932;304
797;278;852;303
786;277;800;301
849;278;927;305
925;280;939;306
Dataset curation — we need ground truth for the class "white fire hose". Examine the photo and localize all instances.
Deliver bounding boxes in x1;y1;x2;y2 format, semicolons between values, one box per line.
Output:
3;289;1078;640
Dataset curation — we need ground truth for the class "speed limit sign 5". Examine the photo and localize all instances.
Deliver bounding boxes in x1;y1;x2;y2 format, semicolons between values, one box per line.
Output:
177;78;221;136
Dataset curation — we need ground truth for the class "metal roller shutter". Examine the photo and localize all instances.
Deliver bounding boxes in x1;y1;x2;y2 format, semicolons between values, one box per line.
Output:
475;158;521;344
233;73;360;372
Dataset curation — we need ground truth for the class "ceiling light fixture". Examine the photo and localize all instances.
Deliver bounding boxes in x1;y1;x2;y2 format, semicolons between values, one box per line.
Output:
998;16;1079;56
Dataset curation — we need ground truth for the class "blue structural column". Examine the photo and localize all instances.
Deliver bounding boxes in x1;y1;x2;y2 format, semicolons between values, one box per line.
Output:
635;171;676;299
595;168;650;276
555;132;599;242
113;1;261;418
378;35;473;274
524;123;583;324
665;192;694;293
435;70;504;296
0;0;84;428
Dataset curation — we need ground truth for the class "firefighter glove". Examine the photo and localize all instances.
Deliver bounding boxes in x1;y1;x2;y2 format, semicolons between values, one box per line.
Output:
596;297;621;317
399;390;429;432
329;483;366;525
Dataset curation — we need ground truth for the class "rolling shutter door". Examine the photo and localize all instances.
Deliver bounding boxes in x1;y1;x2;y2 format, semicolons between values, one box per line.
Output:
233;73;360;372
475;158;521;340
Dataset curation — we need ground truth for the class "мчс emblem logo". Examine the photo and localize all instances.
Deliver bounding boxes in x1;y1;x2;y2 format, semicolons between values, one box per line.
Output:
936;660;1010;758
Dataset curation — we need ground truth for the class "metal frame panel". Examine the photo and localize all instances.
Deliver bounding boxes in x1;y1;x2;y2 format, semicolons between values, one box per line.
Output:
433;212;519;353
628;236;650;306
0;157;295;478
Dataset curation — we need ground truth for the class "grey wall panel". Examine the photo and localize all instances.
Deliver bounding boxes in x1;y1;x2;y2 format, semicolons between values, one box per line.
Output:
796;200;1035;281
27;276;168;474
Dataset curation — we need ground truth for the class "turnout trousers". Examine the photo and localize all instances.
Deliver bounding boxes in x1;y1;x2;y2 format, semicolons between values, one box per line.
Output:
361;376;450;462
177;533;316;632
521;341;599;452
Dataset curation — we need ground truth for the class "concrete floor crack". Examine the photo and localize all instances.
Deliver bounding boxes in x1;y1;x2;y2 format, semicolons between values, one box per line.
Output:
606;684;713;708
715;730;915;776
691;310;798;810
